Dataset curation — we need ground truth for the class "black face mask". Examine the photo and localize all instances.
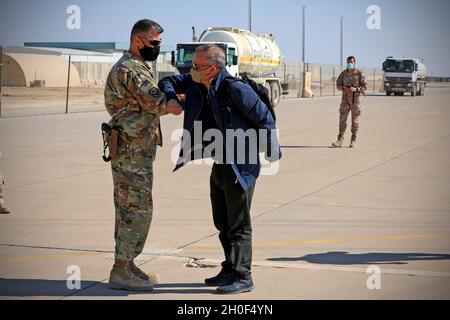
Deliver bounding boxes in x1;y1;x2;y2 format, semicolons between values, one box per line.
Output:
139;45;160;62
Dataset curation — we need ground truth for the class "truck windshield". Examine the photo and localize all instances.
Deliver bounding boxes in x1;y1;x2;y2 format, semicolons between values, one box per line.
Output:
177;48;196;67
383;60;415;73
177;44;229;68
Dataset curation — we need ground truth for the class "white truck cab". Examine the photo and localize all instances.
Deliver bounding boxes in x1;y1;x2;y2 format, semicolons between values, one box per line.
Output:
383;57;427;97
172;42;239;77
171;27;286;107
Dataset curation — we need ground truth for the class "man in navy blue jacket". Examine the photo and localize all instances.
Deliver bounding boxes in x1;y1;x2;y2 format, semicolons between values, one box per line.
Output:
159;44;280;294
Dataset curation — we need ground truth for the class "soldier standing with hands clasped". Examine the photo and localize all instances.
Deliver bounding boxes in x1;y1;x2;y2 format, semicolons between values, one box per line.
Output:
332;56;367;148
0;151;11;215
104;19;182;292
0;176;10;215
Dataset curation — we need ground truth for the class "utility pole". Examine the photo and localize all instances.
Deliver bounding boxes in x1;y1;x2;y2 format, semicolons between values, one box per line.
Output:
301;5;306;98
248;0;252;32
340;16;344;69
302;5;306;63
65;55;71;114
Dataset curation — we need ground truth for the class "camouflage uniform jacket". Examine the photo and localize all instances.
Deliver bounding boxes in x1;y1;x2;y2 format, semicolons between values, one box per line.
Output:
337;69;367;99
104;51;167;159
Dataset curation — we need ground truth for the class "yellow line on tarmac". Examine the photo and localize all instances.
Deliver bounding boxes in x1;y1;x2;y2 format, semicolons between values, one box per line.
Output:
188;232;450;249
258;232;450;248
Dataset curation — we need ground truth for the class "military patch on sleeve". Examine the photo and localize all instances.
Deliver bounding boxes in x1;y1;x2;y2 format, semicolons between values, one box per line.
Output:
149;87;162;98
139;80;152;95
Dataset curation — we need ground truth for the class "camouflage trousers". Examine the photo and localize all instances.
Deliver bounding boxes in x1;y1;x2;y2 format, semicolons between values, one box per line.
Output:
111;153;155;262
339;96;362;137
0;170;5;207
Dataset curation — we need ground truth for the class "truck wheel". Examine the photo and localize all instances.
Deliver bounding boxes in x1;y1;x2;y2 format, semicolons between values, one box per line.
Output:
264;83;272;104
419;84;425;96
386;91;393;96
270;82;281;107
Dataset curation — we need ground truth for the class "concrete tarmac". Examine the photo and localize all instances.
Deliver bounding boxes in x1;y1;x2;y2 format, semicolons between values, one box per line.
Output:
0;84;449;300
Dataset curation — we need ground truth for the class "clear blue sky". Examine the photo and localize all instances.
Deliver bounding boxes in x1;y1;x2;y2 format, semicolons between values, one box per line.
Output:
1;0;449;76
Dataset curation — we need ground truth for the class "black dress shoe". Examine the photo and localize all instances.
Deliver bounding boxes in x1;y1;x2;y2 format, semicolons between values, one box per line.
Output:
217;278;254;294
205;269;236;287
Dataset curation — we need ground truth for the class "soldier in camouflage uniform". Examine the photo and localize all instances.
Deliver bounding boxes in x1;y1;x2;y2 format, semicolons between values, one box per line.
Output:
332;56;367;148
104;19;182;291
0;151;11;215
0;169;11;215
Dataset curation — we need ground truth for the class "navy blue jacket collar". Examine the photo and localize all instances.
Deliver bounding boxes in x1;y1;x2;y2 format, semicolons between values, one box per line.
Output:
211;68;231;93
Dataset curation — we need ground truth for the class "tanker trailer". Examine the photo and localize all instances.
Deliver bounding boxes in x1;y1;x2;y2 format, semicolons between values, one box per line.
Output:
383;57;427;97
171;27;287;107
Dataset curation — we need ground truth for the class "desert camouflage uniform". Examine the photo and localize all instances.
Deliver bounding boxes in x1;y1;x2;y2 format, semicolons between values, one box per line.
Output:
336;69;367;137
0;169;5;207
105;51;167;262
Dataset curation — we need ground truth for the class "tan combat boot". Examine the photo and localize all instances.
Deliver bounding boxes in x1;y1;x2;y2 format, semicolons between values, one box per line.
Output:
130;260;160;285
0;205;11;214
349;136;357;148
109;260;154;291
331;135;344;148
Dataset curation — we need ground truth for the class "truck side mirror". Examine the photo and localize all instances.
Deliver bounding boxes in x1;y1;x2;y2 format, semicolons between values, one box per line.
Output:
382;62;386;71
415;63;418;71
171;51;176;66
232;55;238;65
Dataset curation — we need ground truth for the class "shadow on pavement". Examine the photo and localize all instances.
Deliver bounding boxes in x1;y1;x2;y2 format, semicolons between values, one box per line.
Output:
267;251;450;265
0;278;215;297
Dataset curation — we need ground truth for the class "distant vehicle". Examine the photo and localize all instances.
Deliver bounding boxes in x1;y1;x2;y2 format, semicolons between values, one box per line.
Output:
383;57;427;96
171;27;287;107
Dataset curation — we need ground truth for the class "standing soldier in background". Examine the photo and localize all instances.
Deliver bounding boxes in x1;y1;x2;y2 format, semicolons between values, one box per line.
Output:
0;169;11;214
332;56;367;148
104;19;181;291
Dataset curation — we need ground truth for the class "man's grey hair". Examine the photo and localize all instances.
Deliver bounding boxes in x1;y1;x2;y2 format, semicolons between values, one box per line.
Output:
130;19;164;41
195;44;226;69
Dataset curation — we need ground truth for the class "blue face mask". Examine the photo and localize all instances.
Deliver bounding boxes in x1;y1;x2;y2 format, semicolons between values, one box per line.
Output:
347;63;354;70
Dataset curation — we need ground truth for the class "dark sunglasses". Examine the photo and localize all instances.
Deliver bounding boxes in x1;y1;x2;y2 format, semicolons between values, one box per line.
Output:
192;62;212;71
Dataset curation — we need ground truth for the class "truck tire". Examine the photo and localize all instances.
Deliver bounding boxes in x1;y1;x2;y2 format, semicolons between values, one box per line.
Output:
270;82;281;107
386;91;393;96
264;83;272;105
419;83;425;96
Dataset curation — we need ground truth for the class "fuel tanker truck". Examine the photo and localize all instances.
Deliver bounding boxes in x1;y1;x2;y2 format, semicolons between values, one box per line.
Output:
383;57;427;97
171;27;286;106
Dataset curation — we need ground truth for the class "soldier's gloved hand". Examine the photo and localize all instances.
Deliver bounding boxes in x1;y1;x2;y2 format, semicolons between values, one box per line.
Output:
348;87;358;93
167;99;183;116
